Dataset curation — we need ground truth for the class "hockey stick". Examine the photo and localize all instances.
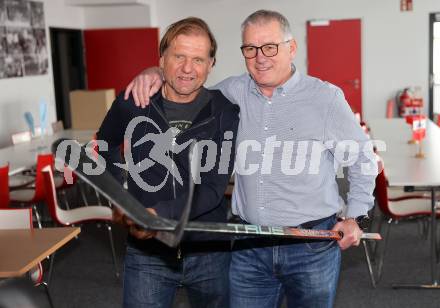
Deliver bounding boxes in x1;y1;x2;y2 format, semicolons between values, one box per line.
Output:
154;141;196;247
52;138;381;247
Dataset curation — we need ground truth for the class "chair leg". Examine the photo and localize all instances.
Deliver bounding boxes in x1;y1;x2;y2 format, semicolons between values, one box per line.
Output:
106;223;119;278
47;252;56;286
42;282;55;308
95;189;102;206
61;190;71;210
362;239;376;288
78;181;89;206
376;214;387;250
376;218;393;283
33;204;42;229
424;217;430;240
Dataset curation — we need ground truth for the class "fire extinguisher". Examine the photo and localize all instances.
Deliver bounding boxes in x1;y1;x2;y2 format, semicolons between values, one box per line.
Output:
397;88;412;117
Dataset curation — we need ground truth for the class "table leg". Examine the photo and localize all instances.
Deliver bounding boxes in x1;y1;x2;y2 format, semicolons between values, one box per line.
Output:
430;187;438;284
392;187;440;289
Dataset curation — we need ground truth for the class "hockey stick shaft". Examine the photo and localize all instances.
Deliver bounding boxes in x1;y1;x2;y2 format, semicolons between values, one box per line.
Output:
184;221;382;240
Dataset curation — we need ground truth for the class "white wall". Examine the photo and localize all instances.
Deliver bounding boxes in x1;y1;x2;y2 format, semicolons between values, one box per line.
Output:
0;0;153;148
84;5;151;29
0;0;85;148
2;0;439;148
154;0;440;121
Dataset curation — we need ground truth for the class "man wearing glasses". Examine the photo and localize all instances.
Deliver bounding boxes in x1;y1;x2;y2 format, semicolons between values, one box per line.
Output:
124;10;376;308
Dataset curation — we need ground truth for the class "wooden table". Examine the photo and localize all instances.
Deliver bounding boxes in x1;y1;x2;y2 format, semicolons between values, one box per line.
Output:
370;118;440;288
0;227;80;278
0;129;94;176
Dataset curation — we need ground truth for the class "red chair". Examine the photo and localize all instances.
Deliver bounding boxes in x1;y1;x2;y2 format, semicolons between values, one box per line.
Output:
42;166;119;278
364;156;436;287
9;154;54;228
0;164;10;208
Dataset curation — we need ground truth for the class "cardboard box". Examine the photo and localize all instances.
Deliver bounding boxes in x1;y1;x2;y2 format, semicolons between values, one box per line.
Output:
69;89;115;130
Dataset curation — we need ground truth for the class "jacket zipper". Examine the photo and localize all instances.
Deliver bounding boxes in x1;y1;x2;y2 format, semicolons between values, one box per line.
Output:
151;102;177;198
170;116;216;199
150;102;217;200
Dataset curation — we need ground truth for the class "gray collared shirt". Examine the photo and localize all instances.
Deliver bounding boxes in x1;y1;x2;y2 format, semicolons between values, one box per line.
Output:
214;69;377;227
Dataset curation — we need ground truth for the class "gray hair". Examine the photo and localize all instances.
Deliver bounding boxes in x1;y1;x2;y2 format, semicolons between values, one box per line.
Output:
241;10;293;41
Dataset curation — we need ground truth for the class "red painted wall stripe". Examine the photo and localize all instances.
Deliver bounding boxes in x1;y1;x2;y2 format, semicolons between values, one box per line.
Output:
84;28;159;94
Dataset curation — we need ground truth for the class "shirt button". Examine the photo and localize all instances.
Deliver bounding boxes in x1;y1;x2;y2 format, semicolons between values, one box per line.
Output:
264;126;268;131
268;100;272;105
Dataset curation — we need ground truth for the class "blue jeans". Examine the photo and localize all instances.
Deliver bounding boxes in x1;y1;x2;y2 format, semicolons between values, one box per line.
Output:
123;245;230;308
230;216;341;308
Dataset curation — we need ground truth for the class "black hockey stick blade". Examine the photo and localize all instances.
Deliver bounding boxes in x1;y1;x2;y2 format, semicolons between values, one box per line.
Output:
155;141;196;247
51;138;182;246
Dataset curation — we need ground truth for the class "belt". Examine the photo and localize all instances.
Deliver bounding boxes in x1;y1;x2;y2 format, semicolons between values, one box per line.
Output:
298;214;336;229
237;214;336;230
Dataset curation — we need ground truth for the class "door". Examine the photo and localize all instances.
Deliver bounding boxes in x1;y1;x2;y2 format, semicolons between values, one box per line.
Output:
429;13;440;121
307;19;362;116
50;28;86;129
83;28;159;94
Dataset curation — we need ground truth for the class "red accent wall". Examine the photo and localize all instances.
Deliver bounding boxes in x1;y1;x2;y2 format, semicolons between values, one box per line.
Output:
84;28;159;94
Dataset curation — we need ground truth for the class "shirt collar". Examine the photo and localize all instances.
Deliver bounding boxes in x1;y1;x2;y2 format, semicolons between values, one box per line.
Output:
249;64;301;97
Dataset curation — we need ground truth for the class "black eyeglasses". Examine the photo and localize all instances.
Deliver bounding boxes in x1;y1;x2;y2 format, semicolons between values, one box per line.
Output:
240;40;291;59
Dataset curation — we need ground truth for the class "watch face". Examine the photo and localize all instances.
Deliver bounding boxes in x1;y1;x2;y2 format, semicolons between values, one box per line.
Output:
356;216;370;229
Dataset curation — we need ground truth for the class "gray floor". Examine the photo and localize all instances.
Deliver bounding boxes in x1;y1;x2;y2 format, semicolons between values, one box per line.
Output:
38;217;440;308
9;180;440;308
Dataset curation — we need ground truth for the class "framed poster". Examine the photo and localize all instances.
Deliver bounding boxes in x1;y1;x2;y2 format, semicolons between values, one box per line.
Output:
0;0;48;79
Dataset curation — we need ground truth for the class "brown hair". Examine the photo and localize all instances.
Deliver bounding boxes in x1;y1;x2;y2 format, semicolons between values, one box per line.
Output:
159;17;217;65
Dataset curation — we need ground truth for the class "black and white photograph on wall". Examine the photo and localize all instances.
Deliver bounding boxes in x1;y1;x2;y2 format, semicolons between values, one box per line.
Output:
0;1;6;25
4;54;23;77
32;27;46;72
24;54;39;75
23;48;46;75
0;57;6;78
30;0;43;28
6;0;30;27
0;26;6;56
20;27;36;54
5;27;22;54
0;0;46;78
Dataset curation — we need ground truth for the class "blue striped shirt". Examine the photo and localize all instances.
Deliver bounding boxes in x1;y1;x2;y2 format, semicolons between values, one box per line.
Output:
214;69;377;226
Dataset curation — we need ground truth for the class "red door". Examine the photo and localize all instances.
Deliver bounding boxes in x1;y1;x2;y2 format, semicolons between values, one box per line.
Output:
307;19;362;116
84;28;159;94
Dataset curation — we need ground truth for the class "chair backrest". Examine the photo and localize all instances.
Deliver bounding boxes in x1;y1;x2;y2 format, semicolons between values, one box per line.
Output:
33;154;55;202
11;131;31;145
43;166;112;226
374;166;393;218
0;165;9;209
0;208;33;230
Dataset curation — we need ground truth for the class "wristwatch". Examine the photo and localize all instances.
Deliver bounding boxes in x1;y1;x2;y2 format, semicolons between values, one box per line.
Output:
354;215;370;230
339;215;370;230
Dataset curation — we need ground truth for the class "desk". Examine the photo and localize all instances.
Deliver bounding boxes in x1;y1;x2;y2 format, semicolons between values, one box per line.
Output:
370;118;440;288
0;130;94;176
0;227;80;278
